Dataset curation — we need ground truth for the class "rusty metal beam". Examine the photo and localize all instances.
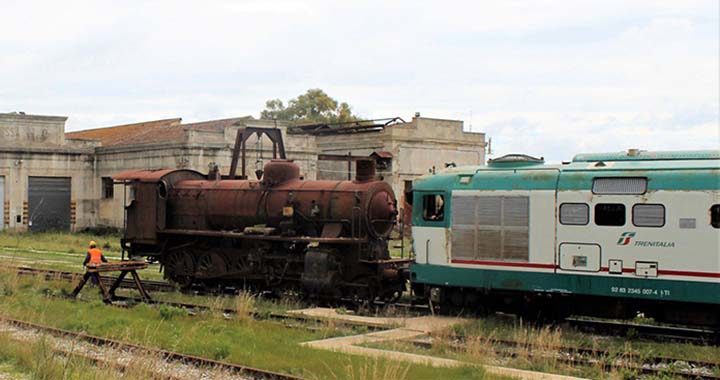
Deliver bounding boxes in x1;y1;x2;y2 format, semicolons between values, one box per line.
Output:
318;154;370;161
287;117;406;136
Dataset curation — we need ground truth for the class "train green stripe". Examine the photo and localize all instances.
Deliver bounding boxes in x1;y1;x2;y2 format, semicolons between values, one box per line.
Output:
411;263;720;305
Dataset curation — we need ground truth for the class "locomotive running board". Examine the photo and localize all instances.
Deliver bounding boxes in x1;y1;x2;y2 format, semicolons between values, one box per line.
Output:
160;228;367;244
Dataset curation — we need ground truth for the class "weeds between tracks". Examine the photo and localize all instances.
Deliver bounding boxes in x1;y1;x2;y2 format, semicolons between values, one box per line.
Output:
368;319;720;379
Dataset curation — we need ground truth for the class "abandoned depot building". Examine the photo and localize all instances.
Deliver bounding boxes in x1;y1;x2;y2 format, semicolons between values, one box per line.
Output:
0;111;486;232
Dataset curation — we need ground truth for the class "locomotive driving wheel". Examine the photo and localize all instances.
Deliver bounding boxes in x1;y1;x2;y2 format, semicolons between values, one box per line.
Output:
196;252;228;279
163;250;195;288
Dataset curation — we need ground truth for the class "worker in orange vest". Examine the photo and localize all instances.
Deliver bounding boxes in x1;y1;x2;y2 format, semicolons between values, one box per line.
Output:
83;241;108;267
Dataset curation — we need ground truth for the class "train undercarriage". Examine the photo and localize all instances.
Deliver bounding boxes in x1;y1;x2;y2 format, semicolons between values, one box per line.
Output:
144;235;409;303
413;283;720;329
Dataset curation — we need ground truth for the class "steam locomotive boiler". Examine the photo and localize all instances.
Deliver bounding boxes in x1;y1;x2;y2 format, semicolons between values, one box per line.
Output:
115;129;408;301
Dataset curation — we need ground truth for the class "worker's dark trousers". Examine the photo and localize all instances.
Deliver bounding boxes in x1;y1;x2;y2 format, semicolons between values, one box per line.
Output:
87;270;99;285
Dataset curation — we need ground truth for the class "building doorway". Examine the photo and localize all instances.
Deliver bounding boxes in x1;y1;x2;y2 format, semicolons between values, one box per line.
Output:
28;176;71;232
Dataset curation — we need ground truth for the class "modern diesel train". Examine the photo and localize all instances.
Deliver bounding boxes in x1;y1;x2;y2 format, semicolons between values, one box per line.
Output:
409;150;720;327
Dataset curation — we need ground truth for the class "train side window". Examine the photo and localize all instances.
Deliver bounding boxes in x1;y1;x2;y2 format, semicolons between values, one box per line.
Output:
595;203;625;226
423;194;445;221
632;204;665;227
559;203;589;225
712;205;720;228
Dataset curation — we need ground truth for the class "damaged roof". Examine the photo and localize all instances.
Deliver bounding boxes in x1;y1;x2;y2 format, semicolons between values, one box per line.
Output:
65;118;183;146
65;116;253;147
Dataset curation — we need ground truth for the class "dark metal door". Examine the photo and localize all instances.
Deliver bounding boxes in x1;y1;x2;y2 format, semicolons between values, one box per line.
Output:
28;177;71;232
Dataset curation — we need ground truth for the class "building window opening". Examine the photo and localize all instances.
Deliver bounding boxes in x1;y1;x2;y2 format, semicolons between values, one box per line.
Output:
404;180;413;205
595;203;625;226
102;177;114;199
712;205;720;229
423;194;445;221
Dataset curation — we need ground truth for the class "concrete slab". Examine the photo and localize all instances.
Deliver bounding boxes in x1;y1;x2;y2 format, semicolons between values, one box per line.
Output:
287;307;405;328
293;308;588;380
287;307;463;332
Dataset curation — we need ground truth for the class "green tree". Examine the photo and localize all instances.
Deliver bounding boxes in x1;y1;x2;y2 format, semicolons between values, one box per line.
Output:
260;89;359;124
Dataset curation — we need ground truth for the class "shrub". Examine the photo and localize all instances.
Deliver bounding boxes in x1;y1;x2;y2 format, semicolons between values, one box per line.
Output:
159;305;187;320
235;292;256;323
212;344;231;360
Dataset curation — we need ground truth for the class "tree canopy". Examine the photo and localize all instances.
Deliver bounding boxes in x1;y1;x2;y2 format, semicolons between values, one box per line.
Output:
260;89;359;124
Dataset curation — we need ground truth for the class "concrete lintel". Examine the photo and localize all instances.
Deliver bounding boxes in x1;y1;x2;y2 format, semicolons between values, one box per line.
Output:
0;113;69;122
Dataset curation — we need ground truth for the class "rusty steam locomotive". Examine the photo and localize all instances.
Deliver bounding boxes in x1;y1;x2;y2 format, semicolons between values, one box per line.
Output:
115;128;408;301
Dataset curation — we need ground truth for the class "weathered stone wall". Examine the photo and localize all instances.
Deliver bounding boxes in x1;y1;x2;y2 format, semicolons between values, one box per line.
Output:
315;116;486;200
0;113;68;147
0;147;96;231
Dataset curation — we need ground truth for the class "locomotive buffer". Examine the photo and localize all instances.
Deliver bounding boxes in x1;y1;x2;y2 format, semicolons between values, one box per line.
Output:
71;261;152;303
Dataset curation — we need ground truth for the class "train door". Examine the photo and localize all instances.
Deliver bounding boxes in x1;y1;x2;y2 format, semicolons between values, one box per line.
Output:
412;191;448;265
555;192;602;273
555;177;651;274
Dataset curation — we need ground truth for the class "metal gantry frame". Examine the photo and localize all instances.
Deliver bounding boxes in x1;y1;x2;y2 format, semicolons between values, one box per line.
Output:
228;128;286;180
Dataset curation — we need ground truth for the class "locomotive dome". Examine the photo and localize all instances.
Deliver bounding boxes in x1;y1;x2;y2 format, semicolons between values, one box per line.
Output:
262;159;300;184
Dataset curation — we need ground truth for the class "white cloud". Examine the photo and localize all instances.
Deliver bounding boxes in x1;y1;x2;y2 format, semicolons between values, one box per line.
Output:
0;0;717;160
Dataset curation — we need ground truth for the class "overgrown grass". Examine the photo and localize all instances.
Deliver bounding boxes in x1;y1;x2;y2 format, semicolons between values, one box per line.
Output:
0;270;500;379
0;331;155;380
366;316;720;379
0;231;123;255
453;317;720;365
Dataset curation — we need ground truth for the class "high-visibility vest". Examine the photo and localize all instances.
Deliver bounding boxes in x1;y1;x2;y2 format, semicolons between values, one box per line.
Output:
88;248;103;264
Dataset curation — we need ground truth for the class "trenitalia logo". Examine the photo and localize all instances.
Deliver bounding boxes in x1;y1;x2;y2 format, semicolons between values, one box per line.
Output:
617;232;635;245
616;232;676;248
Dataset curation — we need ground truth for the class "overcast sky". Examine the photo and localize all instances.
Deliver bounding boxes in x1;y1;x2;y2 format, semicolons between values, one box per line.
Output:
1;0;718;161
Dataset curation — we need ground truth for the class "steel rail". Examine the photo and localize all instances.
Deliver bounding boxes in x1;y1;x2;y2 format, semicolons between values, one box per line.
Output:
0;316;303;380
7;264;719;345
8;265;175;292
566;317;719;344
108;294;720;379
386;302;720;346
408;337;720;379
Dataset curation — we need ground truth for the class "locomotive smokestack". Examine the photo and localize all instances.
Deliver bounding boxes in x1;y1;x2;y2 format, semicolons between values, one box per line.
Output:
355;159;376;182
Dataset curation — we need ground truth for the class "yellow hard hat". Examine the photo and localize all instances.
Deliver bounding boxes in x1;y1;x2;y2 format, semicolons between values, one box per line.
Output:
89;241;97;248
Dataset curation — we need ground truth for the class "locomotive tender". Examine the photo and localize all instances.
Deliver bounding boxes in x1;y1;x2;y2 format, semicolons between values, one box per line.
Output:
410;150;720;327
115;130;407;301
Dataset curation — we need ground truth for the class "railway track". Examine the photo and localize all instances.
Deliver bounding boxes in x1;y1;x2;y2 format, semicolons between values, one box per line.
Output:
408;336;720;379
7;264;719;345
383;302;720;345
111;295;720;379
4;264;720;378
9;265;175;292
0;315;303;380
566;317;719;344
101;295;720;379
